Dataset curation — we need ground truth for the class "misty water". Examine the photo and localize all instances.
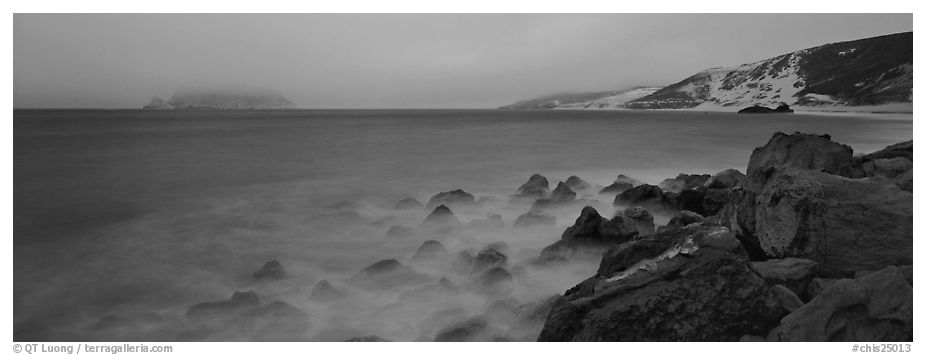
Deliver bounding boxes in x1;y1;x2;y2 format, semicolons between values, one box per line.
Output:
14;109;912;341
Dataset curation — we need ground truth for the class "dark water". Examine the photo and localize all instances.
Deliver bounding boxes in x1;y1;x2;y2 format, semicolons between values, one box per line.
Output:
13;109;912;340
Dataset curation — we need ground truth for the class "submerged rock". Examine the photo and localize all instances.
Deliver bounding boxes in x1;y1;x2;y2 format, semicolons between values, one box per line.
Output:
471;248;508;274
425;190;476;209
309;280;346;302
384;225;415;238
346;335;391;342
476;267;515;296
513;211;555;228
538;225;785;341
450;250;476;274
564;176;592;191
395;197;423;210
411;240;451;262
252;260;286;281
187;291;260;321
768;266;912;341
349;259;428;289
434;317;504;342
537;206;639;262
510;174;550;203
419;205;463;231
466;214;505;229
599;175;642;195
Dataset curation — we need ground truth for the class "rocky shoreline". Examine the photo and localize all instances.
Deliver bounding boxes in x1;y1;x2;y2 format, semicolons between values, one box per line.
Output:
67;132;911;342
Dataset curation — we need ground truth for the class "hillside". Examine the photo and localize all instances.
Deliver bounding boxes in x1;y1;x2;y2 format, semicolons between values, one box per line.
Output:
500;87;661;110
625;32;912;110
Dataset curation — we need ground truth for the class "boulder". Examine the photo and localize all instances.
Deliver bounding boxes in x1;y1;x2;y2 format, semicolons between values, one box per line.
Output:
395;197;423;210
537;206;639;262
419;205;463;231
768;266;912;341
510;174;550;203
622;206;654;237
513;211;555;228
704;169;746;189
806;277;841;300
666;210;705;229
471;249;508;274
309;280;346;302
769;284;805;313
750;258;818;298
564;176;592;191
538;225;786;341
614;184;664;207
349;259;429;289
658;173;711;193
745;132;854;177
599;175;642;194
550;182;576;203
410;240;450;262
252;260;286;281
187;291;260;321
425;190;476;209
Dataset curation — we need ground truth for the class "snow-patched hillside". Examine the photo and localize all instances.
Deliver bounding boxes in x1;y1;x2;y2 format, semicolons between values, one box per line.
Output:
499;87;661;110
625;31;912;110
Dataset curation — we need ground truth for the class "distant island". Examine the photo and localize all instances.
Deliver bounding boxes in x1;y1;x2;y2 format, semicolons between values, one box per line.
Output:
143;90;294;110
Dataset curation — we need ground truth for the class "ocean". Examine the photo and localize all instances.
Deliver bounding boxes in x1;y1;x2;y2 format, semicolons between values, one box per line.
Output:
13;109;913;341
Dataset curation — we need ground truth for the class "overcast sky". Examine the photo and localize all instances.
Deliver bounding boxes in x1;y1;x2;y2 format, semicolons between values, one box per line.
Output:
14;13;912;109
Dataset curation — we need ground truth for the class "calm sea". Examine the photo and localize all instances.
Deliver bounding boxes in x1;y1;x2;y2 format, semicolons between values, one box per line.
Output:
13;109;912;340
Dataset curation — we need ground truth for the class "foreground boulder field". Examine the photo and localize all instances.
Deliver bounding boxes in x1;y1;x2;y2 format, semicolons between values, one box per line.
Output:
102;131;908;342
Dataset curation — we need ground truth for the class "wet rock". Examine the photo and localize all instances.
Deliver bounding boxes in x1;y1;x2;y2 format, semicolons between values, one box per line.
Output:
349;259;429;290
471;248;508;274
750;258;818;298
510;174;550;203
622;206;655;237
411;240;450;262
419;205;463;231
599;175;642;194
513;211;555;228
309;280;346;302
658;173;711;193
425;189;477;209
564;176;592;191
614;184;663;206
187;291;260;321
252;260;286;281
666;210;705;229
395;197;423;210
385;225;415;238
769;284;805;313
346;335;391;342
538;225;785;341
768;266;912;341
537;206;638;262
704;169;746;189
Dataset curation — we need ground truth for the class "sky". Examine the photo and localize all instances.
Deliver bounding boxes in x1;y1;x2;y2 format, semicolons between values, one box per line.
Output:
14;13;913;109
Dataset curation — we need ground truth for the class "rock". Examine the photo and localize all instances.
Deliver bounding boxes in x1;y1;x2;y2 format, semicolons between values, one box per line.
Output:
395;197;423;210
769;284;805;313
434;317;500;342
471;249;508;274
466;214;504;229
550;182;576;203
399;277;460;303
187;291;260;321
738;167;911;276
309;280;346;302
614;184;663;206
806;278;841;300
349;259;428;289
746;132;854;176
450;250;475;274
737;103;794;114
384;225;415;238
660;189;705;215
666;210;705;229
768;266;912;341
476;267;515;296
90;313;162;331
599;175;642;194
750;258;818;298
537;206;638;262
564;176;592;191
419;205;463;231
700;187;732;216
863;140;913;162
740;335;768;342
425;190;476;209
242;301;311;341
658;173;711;193
482;241;511;256
537;225;785;341
705;169;746;189
252;260;286;281
510;174;550;203
513;211;555;228
346;335;391;342
859;157;912;178
622;206;655;237
411;240;450;262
